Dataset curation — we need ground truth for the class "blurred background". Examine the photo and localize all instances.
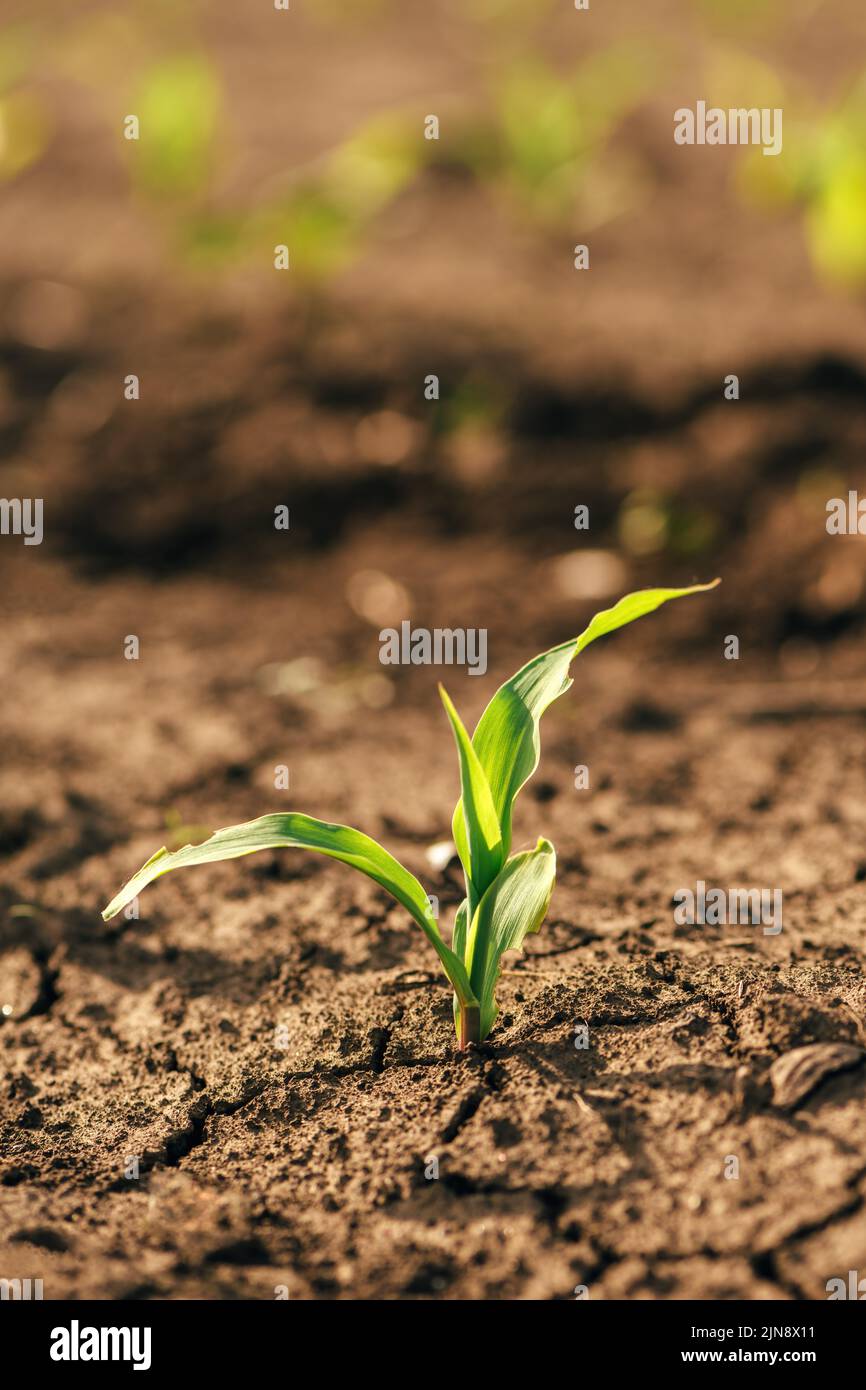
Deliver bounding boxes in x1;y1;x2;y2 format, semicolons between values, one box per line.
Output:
0;0;865;649
0;0;864;671
0;0;865;815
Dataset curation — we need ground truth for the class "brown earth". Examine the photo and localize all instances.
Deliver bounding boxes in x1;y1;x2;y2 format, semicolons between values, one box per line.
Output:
2;510;866;1300
2;0;866;1302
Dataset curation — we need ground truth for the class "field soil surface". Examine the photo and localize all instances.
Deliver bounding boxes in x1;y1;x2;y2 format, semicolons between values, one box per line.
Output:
2;0;866;1300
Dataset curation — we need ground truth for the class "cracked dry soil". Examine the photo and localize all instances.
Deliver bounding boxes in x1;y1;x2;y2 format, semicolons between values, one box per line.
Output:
2;540;866;1301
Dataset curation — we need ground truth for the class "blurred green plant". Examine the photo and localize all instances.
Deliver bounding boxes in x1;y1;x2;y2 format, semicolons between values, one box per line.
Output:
128;54;220;198
619;490;718;559
0;21;33;91
273;111;422;277
449;42;661;228
0;14;660;274
0;24;50;181
436;377;506;437
32;6;419;283
184;109;424;279
738;69;866;288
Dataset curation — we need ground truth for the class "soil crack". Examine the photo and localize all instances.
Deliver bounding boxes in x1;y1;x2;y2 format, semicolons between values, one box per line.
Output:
440;1086;486;1144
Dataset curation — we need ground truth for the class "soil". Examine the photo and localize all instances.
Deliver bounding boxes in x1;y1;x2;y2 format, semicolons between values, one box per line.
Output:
2;0;866;1301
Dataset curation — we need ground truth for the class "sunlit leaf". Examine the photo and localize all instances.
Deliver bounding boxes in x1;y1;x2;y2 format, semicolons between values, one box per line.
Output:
440;685;504;914
102;812;478;1014
465;838;556;1038
453;582;719;859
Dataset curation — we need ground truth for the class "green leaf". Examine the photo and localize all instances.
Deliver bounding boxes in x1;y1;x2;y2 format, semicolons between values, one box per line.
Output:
451;897;470;1041
573;581;719;655
440;685;504;915
465;838;557;1040
102;812;478;1013
452;897;470;964
454;581;718;857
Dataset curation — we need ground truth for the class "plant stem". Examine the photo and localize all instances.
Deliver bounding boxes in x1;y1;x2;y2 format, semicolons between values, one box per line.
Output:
459;1002;481;1050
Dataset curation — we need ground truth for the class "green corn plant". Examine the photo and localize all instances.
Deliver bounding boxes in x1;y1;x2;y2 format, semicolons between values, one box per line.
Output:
102;582;718;1049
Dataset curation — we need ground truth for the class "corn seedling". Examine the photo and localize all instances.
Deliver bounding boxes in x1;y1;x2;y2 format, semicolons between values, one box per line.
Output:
102;583;717;1049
